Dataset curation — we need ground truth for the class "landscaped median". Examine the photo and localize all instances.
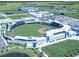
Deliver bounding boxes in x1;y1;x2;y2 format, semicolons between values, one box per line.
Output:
42;40;79;57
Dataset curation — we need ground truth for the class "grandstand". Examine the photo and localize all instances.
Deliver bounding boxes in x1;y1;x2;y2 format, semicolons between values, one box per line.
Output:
6;18;75;48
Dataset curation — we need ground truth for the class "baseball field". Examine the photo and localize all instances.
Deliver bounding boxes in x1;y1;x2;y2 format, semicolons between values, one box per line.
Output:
7;23;49;37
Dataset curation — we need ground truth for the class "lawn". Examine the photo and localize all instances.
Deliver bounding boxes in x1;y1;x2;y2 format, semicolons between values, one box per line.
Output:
42;40;79;57
64;13;79;19
0;15;5;19
7;23;48;37
0;44;38;57
0;2;24;11
8;14;27;19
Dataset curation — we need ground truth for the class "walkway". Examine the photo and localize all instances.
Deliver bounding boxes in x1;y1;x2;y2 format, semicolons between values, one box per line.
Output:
38;48;48;57
0;13;14;23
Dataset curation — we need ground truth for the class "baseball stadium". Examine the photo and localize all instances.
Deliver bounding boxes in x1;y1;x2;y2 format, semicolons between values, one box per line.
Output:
0;1;79;57
3;11;76;49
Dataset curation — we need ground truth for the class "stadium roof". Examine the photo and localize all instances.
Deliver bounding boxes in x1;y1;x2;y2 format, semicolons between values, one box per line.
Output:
14;36;46;41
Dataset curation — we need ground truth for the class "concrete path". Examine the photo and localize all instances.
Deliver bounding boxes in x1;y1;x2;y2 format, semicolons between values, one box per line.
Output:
38;48;48;57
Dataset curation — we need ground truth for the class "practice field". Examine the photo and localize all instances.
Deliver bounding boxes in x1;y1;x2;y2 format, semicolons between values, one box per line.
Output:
7;23;49;37
42;40;79;57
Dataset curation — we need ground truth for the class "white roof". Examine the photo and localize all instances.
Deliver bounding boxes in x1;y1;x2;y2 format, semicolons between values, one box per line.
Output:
15;36;30;40
29;11;51;18
22;17;35;20
31;37;46;40
0;19;13;23
14;36;46;41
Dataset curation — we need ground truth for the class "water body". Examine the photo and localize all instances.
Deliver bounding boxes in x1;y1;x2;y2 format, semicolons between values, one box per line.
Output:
0;52;30;57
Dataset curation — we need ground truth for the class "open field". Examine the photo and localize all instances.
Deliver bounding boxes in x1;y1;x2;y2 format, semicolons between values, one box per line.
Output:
0;2;24;11
0;2;79;9
7;23;48;37
8;14;27;19
42;40;79;57
65;13;79;19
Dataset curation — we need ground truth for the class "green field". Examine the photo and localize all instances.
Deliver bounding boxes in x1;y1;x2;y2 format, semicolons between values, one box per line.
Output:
42;40;79;57
8;14;27;19
7;23;48;37
0;44;38;57
0;2;24;11
0;15;5;19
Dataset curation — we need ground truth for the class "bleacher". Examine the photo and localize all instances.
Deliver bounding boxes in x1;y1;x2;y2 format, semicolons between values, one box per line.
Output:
49;22;63;28
9;21;25;30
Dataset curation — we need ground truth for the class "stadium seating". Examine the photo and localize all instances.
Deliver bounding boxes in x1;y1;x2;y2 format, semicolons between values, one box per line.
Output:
49;22;63;28
10;21;25;30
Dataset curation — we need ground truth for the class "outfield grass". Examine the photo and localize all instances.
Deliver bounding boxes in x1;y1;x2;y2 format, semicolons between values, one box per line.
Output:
42;40;79;57
7;23;48;37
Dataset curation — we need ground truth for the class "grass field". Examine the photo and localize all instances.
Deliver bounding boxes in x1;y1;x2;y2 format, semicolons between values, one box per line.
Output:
7;23;48;37
42;40;79;57
0;44;38;57
8;14;27;19
0;2;23;11
0;16;5;19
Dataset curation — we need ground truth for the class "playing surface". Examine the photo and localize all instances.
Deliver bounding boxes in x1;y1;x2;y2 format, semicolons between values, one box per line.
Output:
7;23;48;37
42;40;79;57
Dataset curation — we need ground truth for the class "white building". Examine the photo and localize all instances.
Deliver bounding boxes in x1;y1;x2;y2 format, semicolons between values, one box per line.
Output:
28;11;54;19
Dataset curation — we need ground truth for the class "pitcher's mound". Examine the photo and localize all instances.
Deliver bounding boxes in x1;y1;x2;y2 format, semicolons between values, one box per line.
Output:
37;28;46;34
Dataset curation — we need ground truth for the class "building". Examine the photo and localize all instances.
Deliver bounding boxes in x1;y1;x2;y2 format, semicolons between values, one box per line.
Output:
0;34;8;50
9;36;47;48
28;11;54;18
